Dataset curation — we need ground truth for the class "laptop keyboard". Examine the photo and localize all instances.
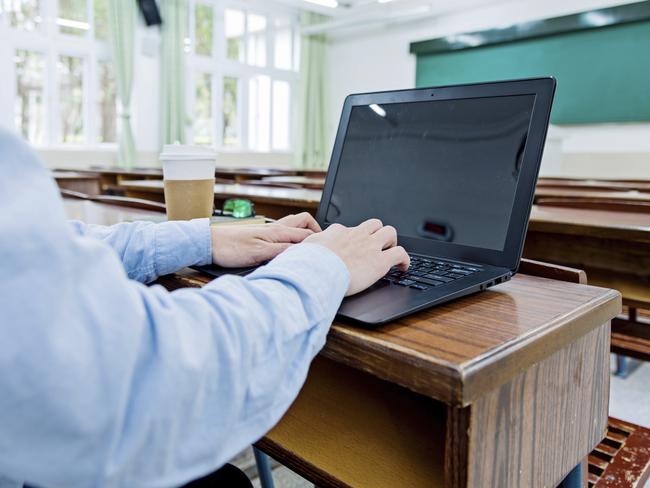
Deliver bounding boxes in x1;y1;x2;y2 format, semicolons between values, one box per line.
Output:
382;255;482;291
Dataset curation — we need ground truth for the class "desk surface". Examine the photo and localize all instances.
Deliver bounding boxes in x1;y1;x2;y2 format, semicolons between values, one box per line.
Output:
119;179;322;207
51;170;101;180
537;178;650;192
63;198;165;224
535;187;650;202
529;205;650;242
261;175;326;188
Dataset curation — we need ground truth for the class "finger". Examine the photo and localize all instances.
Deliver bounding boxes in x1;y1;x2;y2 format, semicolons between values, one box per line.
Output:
278;212;322;232
382;246;410;272
356;218;383;235
372;225;398;250
270;225;313;243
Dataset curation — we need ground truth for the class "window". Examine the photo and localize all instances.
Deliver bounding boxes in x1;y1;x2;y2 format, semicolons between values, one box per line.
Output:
58;0;88;36
224;8;244;63
2;0;116;147
58;55;84;143
6;0;42;31
223;76;239;146
193;72;213;145
14;49;46;144
97;60;116;143
188;1;300;152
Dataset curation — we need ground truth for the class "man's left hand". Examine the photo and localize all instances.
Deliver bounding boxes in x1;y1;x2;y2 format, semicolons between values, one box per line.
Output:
210;212;321;268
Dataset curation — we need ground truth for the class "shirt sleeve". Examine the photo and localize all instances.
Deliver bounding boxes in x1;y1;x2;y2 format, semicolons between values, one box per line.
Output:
0;129;350;488
68;218;213;283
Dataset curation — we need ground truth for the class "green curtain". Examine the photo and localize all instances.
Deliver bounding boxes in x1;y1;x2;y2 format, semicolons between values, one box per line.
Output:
160;0;188;145
108;0;137;168
295;12;328;169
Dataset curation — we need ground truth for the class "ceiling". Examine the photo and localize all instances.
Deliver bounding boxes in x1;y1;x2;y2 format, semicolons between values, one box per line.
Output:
274;0;503;35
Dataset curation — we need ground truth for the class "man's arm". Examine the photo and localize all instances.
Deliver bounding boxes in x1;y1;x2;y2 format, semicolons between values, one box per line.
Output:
69;219;212;283
0;129;407;488
0;137;348;487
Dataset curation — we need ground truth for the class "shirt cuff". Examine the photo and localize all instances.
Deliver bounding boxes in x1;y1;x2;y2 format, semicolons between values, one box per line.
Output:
246;243;350;321
153;218;212;276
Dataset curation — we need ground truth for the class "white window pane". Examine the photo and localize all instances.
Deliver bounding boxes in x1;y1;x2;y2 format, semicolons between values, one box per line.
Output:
6;0;42;31
14;49;45;144
97;61;116;143
193;72;213;145
93;0;108;40
272;81;290;150
223;76;239;146
248;75;270;151
194;4;213;57
58;0;89;36
247;13;266;67
274;16;292;70
58;55;84;143
293;28;300;71
225;9;244;62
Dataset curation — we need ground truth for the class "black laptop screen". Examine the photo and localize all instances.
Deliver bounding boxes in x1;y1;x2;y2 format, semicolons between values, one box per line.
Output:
324;94;535;251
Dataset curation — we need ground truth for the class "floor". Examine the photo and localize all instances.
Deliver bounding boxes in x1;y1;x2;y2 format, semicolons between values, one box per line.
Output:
610;357;650;427
234;357;650;488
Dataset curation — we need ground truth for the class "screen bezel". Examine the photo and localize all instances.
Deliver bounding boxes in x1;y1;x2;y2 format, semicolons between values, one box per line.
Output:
316;77;556;271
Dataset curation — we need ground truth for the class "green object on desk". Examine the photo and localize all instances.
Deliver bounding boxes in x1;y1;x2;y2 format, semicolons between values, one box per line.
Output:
221;198;255;219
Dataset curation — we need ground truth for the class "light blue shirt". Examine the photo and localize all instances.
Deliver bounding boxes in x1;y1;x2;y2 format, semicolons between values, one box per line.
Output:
0;129;349;488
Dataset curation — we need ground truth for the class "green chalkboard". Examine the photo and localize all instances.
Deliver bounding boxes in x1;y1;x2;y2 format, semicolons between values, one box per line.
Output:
414;18;650;124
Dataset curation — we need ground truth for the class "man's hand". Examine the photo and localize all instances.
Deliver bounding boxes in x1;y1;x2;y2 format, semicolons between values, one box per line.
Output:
211;212;321;267
304;219;410;296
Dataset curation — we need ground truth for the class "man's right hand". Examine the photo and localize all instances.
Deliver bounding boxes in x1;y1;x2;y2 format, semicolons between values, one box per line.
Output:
304;219;410;296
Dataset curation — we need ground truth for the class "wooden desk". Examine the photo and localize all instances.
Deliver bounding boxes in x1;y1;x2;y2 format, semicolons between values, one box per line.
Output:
527;205;650;363
215;167;298;182
537;178;650;193
51;171;102;195
61;199;620;487
63;198;166;224
527;205;650;308
55;167;164;195
118;179;322;219
261;175;326;189
535;187;650;203
153;268;619;488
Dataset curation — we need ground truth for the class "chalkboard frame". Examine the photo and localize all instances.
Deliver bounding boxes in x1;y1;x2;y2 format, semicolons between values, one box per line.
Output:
409;1;650;55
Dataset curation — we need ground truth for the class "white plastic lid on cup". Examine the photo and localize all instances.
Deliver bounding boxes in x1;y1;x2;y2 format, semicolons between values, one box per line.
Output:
160;143;216;180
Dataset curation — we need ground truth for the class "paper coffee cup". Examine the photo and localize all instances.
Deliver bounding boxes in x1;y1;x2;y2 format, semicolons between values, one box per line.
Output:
160;144;216;221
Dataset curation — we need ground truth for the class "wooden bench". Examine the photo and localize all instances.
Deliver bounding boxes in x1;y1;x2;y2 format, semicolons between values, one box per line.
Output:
588;417;650;487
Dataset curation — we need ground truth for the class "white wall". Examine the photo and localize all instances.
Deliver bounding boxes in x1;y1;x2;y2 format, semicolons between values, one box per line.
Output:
326;0;650;178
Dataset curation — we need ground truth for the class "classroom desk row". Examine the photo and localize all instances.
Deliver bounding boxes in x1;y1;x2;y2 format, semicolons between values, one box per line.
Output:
53;167;327;195
62;198;621;488
118;179;322;219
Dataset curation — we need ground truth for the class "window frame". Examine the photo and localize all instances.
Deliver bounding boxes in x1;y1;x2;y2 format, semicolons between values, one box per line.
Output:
0;0;117;149
187;0;300;154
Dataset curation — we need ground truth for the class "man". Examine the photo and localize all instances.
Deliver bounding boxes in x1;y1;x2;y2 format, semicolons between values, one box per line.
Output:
0;129;409;488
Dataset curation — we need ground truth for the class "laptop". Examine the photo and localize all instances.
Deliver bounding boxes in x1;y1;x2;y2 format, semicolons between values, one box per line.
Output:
198;77;556;326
